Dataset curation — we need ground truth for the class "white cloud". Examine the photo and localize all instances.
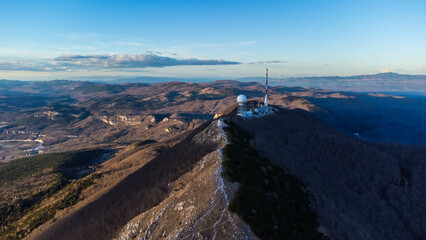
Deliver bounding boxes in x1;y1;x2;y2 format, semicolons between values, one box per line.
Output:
0;53;241;72
239;40;258;45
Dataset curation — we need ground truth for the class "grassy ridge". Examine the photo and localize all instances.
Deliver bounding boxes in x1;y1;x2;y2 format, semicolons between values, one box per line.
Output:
222;122;326;240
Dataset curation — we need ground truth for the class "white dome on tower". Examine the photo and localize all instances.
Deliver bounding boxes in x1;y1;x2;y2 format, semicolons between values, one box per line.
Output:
237;94;247;103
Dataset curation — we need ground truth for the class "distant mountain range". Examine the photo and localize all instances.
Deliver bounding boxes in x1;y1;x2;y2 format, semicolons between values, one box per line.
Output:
271;72;426;97
107;72;426;97
1;72;425;97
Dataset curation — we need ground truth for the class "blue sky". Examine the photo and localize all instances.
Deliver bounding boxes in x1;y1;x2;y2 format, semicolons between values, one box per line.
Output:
0;0;425;80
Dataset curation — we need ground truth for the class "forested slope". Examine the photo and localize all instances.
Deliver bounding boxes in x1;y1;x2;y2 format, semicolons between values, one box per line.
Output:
231;109;426;240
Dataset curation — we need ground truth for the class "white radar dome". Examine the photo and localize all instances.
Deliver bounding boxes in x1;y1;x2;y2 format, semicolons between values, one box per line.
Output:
237;94;247;103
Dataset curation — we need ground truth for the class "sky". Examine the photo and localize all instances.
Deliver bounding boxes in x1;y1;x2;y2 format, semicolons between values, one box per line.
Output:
0;0;425;81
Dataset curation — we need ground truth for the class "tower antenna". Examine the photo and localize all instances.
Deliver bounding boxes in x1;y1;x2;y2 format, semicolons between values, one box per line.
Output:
264;68;269;107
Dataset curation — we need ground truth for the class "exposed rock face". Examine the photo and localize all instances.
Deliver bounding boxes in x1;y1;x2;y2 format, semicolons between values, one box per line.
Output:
114;120;258;240
99;115;142;126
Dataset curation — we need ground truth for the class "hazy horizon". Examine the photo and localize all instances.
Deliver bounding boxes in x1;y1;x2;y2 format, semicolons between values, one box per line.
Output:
1;72;426;97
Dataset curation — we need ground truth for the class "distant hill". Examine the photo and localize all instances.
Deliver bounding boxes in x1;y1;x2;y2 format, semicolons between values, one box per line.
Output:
108;72;426;97
108;76;215;84
272;72;426;96
2;72;426;96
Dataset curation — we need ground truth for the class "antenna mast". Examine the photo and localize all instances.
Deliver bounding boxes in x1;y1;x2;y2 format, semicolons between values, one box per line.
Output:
264;68;269;107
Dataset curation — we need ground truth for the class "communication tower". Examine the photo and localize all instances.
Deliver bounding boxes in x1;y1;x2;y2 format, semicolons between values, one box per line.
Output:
264;68;269;107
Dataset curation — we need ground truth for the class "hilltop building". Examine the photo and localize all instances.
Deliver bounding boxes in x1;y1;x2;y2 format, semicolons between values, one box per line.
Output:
237;69;274;118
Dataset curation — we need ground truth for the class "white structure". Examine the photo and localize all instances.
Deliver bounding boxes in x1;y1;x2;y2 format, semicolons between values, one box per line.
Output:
237;94;247;116
236;69;275;118
237;94;247;104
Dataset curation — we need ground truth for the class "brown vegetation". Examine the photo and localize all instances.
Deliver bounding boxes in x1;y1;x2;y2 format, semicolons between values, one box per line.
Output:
34;120;217;240
25;140;162;239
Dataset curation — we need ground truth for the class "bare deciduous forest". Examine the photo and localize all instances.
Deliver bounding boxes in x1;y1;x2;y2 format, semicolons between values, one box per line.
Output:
232;108;426;240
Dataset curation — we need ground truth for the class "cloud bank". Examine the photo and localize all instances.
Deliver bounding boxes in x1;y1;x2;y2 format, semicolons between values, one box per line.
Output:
0;53;240;72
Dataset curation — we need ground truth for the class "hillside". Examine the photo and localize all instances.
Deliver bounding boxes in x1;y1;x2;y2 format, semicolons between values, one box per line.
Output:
30;116;326;240
20;106;425;240
0;149;113;239
230;108;426;239
32;121;220;240
113;120;260;240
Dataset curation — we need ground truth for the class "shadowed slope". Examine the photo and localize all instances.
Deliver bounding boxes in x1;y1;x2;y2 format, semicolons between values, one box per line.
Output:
34;121;216;240
231;108;426;240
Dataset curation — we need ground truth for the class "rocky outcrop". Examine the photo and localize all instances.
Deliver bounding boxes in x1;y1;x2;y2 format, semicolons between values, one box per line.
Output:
99;115;142;126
